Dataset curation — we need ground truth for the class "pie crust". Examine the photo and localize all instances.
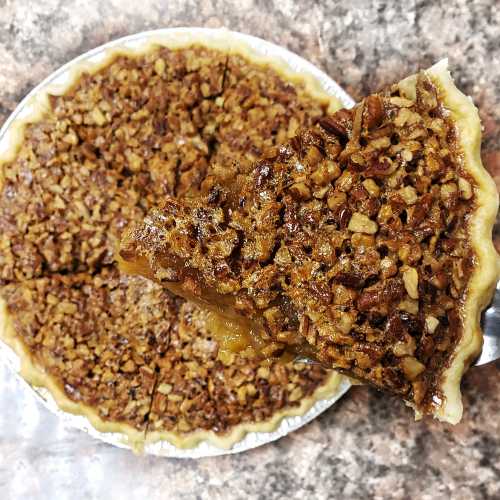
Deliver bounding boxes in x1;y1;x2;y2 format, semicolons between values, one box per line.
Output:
145;377;342;450
0;30;347;450
120;60;499;424
0;278;344;451
405;60;499;423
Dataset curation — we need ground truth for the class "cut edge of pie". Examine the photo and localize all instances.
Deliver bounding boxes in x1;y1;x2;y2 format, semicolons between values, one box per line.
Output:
404;60;499;423
0;30;348;451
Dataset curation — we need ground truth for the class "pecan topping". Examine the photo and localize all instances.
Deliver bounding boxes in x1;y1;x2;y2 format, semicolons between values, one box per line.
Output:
363;95;385;129
318;109;353;138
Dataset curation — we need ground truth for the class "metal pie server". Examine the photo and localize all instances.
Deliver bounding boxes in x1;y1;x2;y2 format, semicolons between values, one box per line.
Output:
477;280;500;366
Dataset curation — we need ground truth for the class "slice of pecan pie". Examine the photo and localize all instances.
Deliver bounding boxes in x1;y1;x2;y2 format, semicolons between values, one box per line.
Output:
120;60;499;423
0;36;345;450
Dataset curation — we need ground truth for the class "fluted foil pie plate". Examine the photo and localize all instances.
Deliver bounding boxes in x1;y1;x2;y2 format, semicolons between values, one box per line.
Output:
0;28;354;458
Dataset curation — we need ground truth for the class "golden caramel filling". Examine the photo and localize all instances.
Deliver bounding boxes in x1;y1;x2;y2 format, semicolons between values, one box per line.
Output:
117;253;309;363
118;249;266;356
203;310;266;360
117;254;156;281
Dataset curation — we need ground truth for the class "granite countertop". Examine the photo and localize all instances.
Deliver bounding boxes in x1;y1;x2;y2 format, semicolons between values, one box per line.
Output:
0;1;498;499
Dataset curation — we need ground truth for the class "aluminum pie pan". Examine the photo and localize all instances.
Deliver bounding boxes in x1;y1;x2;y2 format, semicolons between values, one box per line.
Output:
0;27;354;458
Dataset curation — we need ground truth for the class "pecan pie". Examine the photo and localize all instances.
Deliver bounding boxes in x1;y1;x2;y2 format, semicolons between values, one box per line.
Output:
0;36;344;449
120;61;499;424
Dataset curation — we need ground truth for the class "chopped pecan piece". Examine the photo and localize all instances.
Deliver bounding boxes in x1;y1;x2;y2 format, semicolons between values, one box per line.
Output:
318;109;353;138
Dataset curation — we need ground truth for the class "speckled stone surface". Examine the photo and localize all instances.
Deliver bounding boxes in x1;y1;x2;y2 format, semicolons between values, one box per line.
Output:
0;1;499;499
